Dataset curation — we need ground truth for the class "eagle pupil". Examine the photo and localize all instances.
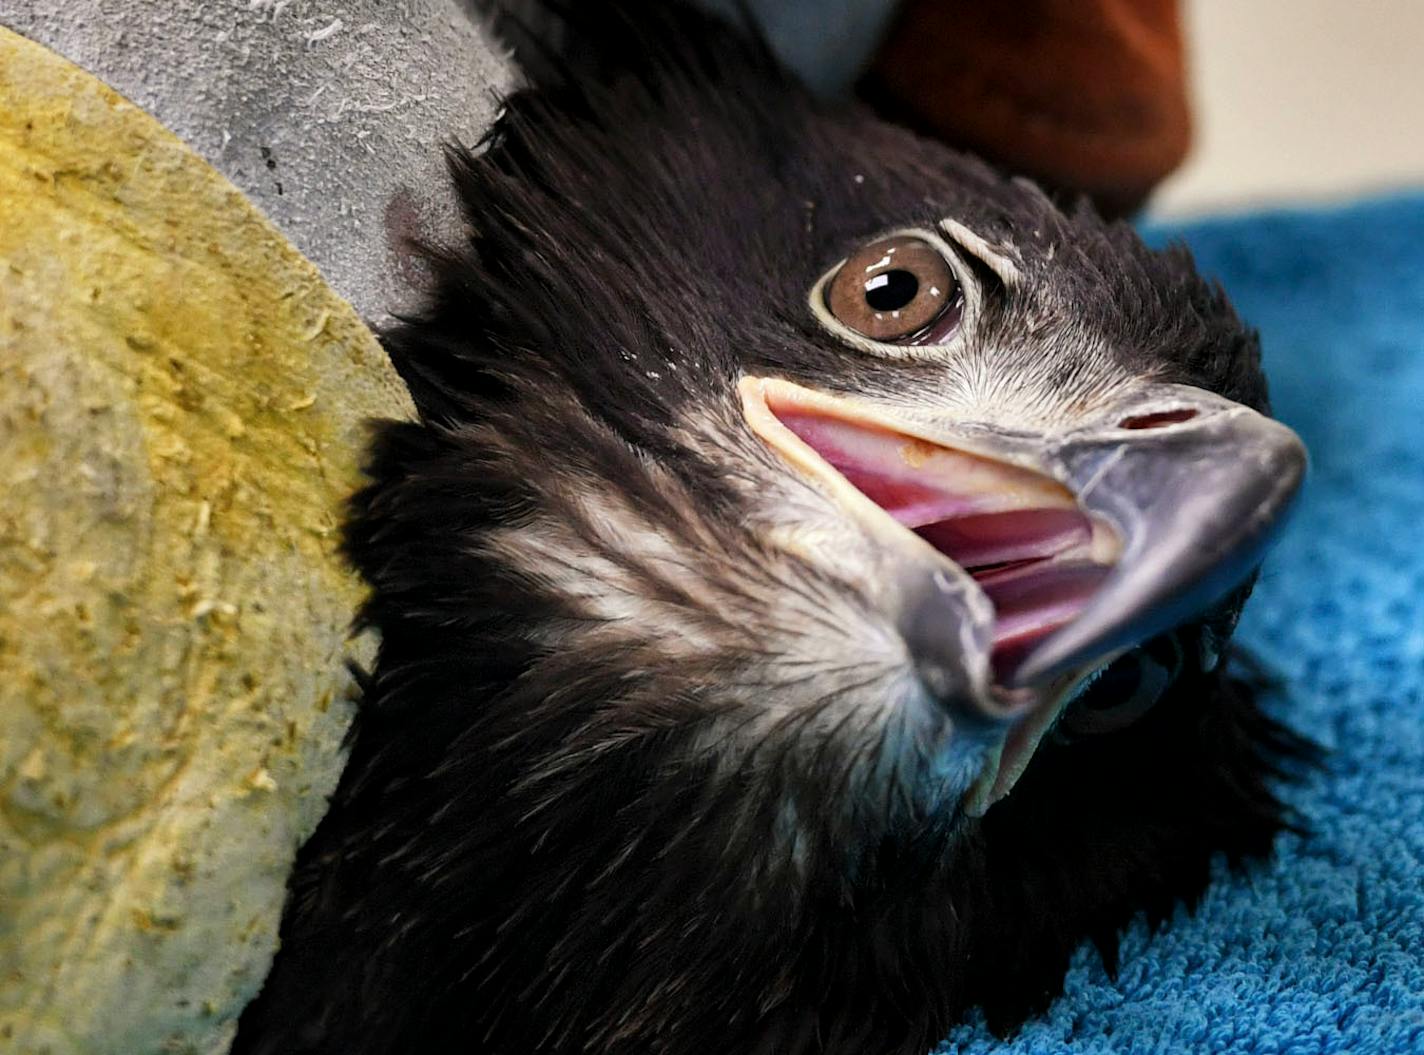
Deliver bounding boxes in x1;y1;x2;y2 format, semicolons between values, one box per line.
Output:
864;270;919;312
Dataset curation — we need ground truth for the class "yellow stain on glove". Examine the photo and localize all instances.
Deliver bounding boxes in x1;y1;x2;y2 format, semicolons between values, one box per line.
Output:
0;26;414;1055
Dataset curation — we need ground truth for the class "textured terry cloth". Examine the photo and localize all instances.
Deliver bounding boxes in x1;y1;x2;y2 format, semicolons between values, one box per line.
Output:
936;193;1424;1055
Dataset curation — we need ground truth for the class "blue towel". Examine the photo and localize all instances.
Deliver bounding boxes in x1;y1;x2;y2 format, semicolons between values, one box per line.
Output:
936;194;1424;1054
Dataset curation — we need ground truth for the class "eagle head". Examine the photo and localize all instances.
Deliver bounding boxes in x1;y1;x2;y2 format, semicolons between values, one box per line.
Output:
236;6;1311;1054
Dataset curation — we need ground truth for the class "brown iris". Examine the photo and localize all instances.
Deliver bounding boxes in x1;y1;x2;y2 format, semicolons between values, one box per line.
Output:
825;235;958;341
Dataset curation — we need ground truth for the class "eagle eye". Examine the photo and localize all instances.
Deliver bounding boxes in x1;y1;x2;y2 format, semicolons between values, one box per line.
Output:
824;235;960;343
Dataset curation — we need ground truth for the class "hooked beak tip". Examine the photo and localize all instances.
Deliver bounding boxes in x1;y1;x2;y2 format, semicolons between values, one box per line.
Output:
1006;402;1306;687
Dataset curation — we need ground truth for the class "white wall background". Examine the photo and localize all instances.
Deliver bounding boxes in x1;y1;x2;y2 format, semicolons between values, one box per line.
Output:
1154;0;1424;216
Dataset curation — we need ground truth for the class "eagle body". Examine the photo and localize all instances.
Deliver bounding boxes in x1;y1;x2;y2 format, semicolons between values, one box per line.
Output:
234;6;1310;1053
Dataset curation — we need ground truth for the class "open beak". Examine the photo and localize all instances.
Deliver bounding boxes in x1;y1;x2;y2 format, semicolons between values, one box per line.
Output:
741;375;1306;811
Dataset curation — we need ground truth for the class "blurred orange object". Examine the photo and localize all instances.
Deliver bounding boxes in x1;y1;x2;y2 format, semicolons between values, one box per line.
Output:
863;0;1190;217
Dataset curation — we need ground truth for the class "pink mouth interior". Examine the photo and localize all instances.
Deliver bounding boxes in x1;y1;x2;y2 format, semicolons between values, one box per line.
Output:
774;410;1115;682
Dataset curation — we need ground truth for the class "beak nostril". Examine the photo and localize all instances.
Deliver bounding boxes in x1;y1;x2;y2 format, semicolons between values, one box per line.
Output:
1118;408;1199;430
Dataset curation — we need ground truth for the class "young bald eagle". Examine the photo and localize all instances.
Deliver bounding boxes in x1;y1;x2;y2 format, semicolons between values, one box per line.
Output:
235;5;1311;1053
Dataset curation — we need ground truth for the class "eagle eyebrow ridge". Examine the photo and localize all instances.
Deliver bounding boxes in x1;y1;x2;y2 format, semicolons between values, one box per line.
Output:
939;217;1022;289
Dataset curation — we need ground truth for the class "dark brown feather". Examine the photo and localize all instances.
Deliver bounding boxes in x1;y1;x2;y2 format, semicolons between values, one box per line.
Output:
233;5;1311;1052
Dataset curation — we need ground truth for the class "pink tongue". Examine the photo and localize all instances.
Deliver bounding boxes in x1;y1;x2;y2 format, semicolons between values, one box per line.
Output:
976;561;1112;679
917;509;1090;569
773;408;1111;682
920;512;1105;679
